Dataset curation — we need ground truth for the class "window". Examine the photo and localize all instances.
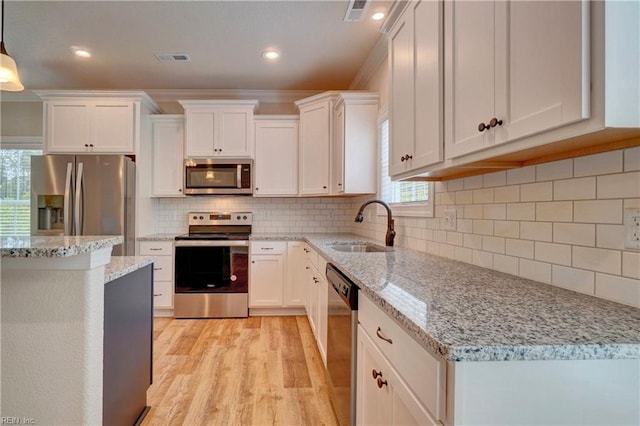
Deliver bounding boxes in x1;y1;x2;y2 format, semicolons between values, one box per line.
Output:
379;120;433;216
0;148;42;235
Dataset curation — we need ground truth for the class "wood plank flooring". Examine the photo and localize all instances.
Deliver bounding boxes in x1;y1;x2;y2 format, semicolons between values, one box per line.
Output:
142;316;339;426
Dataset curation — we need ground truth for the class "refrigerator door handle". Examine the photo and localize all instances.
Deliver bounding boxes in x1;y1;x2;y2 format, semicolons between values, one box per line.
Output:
75;162;85;235
63;162;73;235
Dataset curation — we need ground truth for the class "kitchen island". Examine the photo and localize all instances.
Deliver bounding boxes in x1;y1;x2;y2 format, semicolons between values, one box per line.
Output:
0;236;154;425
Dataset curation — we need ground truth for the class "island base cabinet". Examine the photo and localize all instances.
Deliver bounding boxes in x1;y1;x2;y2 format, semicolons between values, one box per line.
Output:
446;358;640;425
357;325;439;426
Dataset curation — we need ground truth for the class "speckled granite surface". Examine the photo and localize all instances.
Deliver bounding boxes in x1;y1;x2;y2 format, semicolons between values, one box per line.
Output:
137;233;180;241
105;256;155;283
0;235;124;258
256;233;640;362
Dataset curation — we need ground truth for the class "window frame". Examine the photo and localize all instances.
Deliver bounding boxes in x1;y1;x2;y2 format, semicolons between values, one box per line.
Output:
376;110;434;218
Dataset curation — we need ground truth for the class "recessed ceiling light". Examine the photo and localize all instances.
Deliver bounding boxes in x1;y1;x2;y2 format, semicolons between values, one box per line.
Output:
262;50;280;60
372;12;385;21
70;46;91;58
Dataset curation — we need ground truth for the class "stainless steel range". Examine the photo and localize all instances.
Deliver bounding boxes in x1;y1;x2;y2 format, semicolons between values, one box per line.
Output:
174;212;252;318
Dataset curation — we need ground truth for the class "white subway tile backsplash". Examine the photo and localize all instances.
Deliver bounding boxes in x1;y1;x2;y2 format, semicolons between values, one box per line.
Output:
483;203;506;220
494;254;519;275
494;186;520;203
456;190;473;205
521;182;553;202
595;273;640;308
464;204;484;219
454;246;473;263
520;222;553;242
574;150;623;177
448;178;464;191
494;221;520;238
553;177;596;201
447;232;464;246
441;244;456;259
535;241;572;266
597;172;640;199
507;203;536;221
464;234;483;250
482;236;506;254
473;188;494;204
457;219;473;233
625;147;640;172
473;219;495;236
507;166;536;185
551;265;595;295
483;171;507;187
622;252;640;279
473;250;494;268
573;246;621;275
519;259;552;283
596;224;625;250
464;175;484;190
554;223;596;247
536;201;573;222
536;159;573;182
574;200;623;224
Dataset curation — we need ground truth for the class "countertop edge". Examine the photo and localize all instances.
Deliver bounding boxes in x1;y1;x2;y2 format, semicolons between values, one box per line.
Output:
105;256;155;283
1;235;125;258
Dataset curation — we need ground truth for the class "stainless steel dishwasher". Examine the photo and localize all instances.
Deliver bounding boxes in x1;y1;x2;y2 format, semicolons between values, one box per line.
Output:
326;263;358;426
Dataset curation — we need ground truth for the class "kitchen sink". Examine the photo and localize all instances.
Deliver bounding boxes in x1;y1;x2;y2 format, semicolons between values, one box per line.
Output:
329;243;390;253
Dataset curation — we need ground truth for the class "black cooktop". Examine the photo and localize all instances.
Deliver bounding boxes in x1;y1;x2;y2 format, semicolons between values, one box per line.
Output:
174;233;250;241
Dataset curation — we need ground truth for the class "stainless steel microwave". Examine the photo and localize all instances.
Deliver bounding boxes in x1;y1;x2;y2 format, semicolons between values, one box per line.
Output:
184;159;253;195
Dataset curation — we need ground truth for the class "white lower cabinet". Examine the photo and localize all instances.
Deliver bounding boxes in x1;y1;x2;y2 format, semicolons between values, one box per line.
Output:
357;325;438;426
139;241;174;311
249;241;306;312
304;244;328;366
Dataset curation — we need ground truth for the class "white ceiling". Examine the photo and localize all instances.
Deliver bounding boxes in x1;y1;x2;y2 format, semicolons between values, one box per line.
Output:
1;0;390;101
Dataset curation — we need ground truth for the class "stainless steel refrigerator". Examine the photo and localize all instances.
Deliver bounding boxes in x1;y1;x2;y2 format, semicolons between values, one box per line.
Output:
30;155;135;255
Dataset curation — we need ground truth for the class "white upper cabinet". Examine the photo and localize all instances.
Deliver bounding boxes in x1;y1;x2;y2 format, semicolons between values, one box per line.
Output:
296;94;334;196
36;91;158;154
254;116;299;197
445;0;590;159
179;100;258;158
388;0;444;179
150;115;184;197
332;93;379;195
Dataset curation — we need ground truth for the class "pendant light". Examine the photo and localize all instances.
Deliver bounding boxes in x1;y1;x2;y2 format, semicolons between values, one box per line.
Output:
0;0;24;91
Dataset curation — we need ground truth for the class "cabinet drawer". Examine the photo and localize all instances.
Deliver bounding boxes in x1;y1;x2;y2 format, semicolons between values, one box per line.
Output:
359;293;443;421
304;244;319;269
153;281;173;308
250;241;287;255
139;241;173;255
152;256;173;282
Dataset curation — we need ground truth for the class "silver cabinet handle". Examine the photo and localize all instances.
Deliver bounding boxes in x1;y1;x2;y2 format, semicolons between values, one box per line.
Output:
260;247;274;250
153;293;163;297
376;327;393;344
153;267;162;271
149;248;163;251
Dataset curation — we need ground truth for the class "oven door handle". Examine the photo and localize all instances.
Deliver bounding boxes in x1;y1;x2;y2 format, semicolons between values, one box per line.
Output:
174;240;249;247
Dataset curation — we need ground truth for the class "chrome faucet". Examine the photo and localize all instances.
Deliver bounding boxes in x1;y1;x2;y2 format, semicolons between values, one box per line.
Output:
354;200;396;247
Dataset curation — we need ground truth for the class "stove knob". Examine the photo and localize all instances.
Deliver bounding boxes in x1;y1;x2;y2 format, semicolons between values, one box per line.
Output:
199;216;204;220
243;215;247;220
237;215;241;220
192;215;197;220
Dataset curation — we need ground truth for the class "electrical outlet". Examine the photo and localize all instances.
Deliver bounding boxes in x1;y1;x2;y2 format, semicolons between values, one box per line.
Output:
443;209;457;231
624;208;640;250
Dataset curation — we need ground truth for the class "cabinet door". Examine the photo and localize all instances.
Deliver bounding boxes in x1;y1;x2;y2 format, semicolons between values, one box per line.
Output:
285;242;306;307
45;101;92;153
388;12;415;176
412;0;444;169
299;101;331;195
218;109;253;157
332;104;346;194
184;109;217;157
249;255;285;307
306;260;319;336
152;117;184;197
445;0;497;159
497;0;589;145
254;120;298;196
357;325;392;426
316;274;328;366
93;101;135;153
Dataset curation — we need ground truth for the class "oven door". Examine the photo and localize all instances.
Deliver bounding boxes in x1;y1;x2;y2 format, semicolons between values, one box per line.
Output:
174;240;248;293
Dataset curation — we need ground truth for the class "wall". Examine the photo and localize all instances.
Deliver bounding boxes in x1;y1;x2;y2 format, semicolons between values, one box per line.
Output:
0;101;43;137
352;147;640;308
157;196;355;234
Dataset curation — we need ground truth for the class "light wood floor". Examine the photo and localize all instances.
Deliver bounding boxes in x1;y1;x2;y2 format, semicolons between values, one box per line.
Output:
141;316;339;426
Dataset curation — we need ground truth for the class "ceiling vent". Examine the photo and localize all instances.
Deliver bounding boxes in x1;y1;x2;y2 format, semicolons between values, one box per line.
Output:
344;0;369;22
154;53;191;62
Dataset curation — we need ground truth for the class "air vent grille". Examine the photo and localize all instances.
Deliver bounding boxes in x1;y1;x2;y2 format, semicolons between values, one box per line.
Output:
155;53;191;62
344;0;369;22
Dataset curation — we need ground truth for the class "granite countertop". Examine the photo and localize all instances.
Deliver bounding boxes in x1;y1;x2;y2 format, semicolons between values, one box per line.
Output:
0;235;124;258
302;234;640;362
105;256;155;283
